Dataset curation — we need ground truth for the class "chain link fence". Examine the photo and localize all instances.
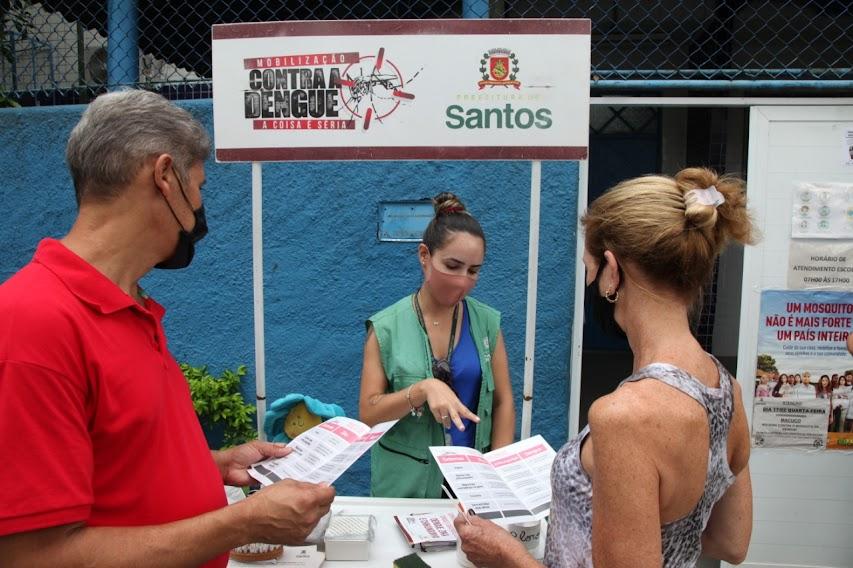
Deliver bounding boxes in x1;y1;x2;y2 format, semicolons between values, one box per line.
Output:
2;0;851;105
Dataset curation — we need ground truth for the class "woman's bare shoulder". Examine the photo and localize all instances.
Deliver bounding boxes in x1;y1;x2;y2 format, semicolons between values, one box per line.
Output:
589;380;704;436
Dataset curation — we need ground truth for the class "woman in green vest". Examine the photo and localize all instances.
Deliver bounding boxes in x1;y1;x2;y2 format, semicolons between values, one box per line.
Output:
359;192;516;498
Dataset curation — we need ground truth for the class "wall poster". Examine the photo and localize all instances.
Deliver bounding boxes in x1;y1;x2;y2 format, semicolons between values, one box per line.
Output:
753;290;853;450
790;182;853;239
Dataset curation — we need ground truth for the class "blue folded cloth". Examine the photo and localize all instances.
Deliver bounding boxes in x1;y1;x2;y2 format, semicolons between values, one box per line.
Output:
264;393;346;442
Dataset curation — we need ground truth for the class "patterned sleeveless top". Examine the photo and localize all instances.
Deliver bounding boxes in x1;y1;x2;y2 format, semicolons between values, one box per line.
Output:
544;357;736;568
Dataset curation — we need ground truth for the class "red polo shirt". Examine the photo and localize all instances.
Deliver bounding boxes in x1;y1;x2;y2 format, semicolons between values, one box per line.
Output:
0;239;227;567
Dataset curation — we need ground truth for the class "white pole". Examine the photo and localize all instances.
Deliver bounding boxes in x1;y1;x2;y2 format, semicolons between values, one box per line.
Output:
520;160;542;440
568;159;589;437
251;162;267;441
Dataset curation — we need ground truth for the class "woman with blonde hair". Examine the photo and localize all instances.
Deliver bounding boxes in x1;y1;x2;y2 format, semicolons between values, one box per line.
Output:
456;168;755;567
755;375;772;398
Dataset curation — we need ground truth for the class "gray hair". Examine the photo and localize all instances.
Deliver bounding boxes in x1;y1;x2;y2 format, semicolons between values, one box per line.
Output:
66;89;210;204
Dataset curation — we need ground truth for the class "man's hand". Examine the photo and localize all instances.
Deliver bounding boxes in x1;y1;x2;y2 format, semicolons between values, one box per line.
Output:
241;480;336;545
0;479;335;567
454;513;529;567
213;441;291;486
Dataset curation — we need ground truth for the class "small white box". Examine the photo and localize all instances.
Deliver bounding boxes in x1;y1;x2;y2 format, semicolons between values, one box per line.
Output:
323;514;375;561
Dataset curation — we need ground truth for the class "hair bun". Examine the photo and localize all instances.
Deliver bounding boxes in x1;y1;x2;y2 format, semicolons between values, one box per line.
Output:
677;167;721;232
675;166;756;248
432;192;467;216
581;167;756;302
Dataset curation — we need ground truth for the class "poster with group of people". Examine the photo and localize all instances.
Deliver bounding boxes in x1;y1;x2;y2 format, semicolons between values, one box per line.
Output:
753;289;853;450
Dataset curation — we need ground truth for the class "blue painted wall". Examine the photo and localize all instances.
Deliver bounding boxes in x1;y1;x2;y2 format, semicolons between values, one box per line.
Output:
0;100;578;496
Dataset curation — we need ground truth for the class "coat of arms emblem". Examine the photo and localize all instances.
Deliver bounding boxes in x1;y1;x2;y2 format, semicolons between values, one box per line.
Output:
478;48;520;89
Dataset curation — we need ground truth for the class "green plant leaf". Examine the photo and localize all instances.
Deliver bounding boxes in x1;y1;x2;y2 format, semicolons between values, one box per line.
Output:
181;362;257;449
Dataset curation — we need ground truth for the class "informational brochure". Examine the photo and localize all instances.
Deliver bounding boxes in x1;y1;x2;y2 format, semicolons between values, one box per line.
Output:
429;435;556;523
393;512;458;549
249;416;397;486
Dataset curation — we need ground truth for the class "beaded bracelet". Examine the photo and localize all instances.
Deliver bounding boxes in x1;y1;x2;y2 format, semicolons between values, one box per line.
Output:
406;384;424;418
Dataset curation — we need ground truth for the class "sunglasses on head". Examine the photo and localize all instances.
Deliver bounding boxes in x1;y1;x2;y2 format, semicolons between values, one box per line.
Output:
432;357;453;386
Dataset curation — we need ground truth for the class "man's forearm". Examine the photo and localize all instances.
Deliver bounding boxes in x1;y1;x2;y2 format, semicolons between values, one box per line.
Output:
1;500;252;568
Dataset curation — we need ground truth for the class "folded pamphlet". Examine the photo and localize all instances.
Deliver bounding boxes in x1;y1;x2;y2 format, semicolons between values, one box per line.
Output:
249;416;397;486
393;511;458;552
429;435;556;523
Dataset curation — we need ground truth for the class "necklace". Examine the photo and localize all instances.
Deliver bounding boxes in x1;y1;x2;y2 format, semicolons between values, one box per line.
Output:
413;290;459;392
417;292;443;327
413;289;459;357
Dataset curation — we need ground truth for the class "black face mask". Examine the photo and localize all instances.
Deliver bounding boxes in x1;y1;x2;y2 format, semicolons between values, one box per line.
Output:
156;173;208;270
584;262;626;339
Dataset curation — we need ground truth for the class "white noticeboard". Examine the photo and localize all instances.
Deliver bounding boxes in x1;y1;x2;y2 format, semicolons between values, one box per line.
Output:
212;19;590;161
736;105;853;568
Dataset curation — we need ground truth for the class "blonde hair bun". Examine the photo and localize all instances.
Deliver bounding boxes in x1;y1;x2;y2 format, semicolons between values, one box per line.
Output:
675;167;755;250
581;167;756;301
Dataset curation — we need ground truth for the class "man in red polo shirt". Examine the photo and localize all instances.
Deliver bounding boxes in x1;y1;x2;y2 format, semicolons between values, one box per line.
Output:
0;90;334;566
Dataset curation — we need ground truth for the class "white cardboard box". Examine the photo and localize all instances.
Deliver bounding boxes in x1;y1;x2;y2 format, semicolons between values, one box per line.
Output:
323;514;374;561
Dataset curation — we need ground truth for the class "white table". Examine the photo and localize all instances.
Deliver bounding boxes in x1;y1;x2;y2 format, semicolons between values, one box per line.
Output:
227;496;546;567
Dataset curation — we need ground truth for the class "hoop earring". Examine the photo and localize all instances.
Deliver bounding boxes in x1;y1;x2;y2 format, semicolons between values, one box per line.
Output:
605;289;619;304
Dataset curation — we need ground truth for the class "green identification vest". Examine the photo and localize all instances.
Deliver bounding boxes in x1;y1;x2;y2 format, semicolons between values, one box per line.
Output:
367;294;501;498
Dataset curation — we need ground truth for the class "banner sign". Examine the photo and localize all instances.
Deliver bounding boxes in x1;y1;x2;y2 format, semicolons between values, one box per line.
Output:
212;19;591;162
